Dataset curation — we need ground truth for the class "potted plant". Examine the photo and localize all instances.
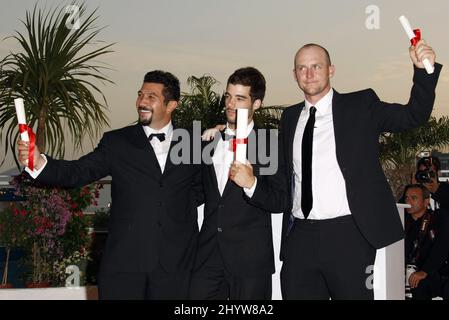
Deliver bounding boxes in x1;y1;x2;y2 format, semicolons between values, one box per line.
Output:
7;172;100;287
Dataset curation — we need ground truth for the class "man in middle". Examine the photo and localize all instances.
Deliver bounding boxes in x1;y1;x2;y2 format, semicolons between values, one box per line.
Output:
189;67;286;299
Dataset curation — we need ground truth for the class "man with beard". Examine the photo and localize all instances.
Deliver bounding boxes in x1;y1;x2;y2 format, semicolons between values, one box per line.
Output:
189;67;286;299
17;70;203;299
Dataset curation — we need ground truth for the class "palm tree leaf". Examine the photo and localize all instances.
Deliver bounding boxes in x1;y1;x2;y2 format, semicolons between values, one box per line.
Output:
0;1;114;168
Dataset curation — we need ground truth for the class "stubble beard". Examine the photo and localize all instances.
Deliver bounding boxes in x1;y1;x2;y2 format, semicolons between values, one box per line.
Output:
138;107;153;126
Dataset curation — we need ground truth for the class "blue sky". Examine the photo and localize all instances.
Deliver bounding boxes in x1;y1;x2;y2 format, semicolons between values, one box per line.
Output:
1;0;448;166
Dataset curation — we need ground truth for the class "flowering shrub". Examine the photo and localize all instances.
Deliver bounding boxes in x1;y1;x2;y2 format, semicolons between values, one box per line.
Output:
52;249;91;286
4;172;102;286
0;206;29;249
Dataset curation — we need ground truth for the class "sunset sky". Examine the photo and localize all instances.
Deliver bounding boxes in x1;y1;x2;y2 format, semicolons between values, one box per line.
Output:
1;0;448;169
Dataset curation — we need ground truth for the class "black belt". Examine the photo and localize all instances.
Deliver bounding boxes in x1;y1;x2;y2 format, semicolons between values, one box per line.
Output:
294;214;353;225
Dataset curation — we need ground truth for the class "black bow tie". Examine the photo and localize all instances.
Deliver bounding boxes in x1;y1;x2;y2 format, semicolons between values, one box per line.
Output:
220;131;235;141
148;133;166;142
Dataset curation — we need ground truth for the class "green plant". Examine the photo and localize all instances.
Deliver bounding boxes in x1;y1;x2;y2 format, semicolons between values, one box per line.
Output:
6;173;100;286
173;75;224;130
0;1;114;168
253;105;283;129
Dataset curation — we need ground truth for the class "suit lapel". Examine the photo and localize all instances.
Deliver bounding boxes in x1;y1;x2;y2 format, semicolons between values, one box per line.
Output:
286;103;304;169
221;179;234;198
129;124;150;150
331;91;344;161
202;132;233;198
161;137;179;176
162;125;194;176
208;136;220;158
204;139;221;196
128;124;162;176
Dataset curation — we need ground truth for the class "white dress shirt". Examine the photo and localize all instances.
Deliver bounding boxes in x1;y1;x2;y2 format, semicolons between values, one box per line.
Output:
292;89;352;220
143;121;173;173
212;121;256;196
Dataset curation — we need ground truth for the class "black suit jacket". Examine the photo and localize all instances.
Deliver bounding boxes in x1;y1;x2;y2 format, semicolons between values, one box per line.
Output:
252;65;442;255
36;124;203;274
193;128;286;276
433;182;449;211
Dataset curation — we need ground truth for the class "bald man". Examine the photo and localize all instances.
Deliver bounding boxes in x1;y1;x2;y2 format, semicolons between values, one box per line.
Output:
235;41;441;299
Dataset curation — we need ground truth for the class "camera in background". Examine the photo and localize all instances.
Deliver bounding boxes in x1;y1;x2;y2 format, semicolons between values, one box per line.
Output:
415;155;440;184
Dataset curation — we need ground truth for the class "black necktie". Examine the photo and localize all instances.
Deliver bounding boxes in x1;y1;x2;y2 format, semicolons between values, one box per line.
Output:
301;106;316;219
148;133;165;142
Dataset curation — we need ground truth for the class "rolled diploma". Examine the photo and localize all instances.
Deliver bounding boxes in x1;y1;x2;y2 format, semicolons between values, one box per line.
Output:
399;15;434;74
14;98;29;141
235;108;248;163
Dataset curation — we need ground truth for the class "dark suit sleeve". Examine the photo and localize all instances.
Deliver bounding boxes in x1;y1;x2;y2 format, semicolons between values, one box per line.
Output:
422;210;449;275
432;182;449;211
370;64;442;133
36;133;112;188
246;116;288;213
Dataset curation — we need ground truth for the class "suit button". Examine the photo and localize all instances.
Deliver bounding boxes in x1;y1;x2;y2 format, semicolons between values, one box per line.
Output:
218;204;224;209
217;227;223;232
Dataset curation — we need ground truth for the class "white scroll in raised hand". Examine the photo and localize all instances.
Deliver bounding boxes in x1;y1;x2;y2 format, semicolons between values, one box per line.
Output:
14;98;30;142
235;108;249;164
399;15;434;74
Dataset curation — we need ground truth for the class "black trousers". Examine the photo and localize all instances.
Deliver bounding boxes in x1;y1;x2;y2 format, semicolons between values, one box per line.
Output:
281;215;376;300
189;245;272;300
97;264;191;300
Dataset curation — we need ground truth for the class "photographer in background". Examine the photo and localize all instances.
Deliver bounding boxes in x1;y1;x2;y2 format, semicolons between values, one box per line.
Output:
404;184;449;300
415;156;449;211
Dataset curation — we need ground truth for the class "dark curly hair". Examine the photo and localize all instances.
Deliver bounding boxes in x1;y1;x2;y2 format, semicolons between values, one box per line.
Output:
227;67;266;102
143;70;180;103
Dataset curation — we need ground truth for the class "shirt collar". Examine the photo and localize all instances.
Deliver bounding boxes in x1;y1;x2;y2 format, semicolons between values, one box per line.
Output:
305;88;333;116
225;120;255;137
142;121;173;138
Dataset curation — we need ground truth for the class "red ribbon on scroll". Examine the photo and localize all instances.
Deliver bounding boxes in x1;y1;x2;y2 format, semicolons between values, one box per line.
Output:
229;137;249;178
18;124;36;170
231;138;248;154
411;29;421;46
